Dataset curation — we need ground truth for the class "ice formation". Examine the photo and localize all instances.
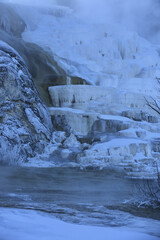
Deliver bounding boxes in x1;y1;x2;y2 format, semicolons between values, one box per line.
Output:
0;2;160;176
19;3;160;88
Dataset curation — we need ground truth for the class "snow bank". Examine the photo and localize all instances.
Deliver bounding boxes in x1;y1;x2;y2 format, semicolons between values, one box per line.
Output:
0;208;159;240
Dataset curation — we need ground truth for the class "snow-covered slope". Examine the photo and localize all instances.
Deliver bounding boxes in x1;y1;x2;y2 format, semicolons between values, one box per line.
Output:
18;3;160;90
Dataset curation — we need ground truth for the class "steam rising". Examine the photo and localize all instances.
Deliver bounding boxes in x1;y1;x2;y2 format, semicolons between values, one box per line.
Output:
1;0;160;43
73;0;160;43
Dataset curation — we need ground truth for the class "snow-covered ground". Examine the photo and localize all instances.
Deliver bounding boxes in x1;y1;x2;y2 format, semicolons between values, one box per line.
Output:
0;208;159;240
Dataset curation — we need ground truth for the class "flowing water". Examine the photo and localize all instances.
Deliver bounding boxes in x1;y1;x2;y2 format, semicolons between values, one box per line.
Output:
0;166;160;237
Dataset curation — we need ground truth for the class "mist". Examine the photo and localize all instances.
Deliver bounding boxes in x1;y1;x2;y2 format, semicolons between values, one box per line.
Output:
1;0;160;43
73;0;160;44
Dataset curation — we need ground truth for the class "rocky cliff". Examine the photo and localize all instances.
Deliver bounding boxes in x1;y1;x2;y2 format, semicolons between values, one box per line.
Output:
0;41;53;164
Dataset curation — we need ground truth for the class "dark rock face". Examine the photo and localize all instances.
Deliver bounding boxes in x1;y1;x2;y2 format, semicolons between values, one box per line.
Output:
0;41;53;165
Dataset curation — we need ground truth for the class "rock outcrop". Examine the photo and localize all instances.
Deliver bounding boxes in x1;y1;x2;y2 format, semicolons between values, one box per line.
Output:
0;41;53;165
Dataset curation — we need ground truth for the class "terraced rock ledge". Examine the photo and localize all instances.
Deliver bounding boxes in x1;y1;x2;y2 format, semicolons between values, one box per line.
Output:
49;85;160;178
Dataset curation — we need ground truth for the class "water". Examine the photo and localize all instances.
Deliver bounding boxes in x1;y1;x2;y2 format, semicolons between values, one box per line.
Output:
0;166;160;237
0;167;136;206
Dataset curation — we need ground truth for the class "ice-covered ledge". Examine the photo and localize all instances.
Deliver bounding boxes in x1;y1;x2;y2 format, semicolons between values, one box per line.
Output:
49;107;98;135
48;84;158;114
48;85;115;108
49;107;141;136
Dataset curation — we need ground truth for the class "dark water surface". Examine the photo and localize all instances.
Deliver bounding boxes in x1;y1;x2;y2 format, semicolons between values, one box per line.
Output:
0;166;160;236
0;167;138;206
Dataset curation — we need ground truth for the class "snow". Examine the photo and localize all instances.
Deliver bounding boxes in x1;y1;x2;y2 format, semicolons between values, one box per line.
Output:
49;107;133;136
19;4;160;93
49;107;86;114
48;85;115;107
0;208;159;240
63;133;81;148
3;2;159;175
100;114;133;122
95;138;147;148
80;138;151;160
48;85;158;117
49;106;98;135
